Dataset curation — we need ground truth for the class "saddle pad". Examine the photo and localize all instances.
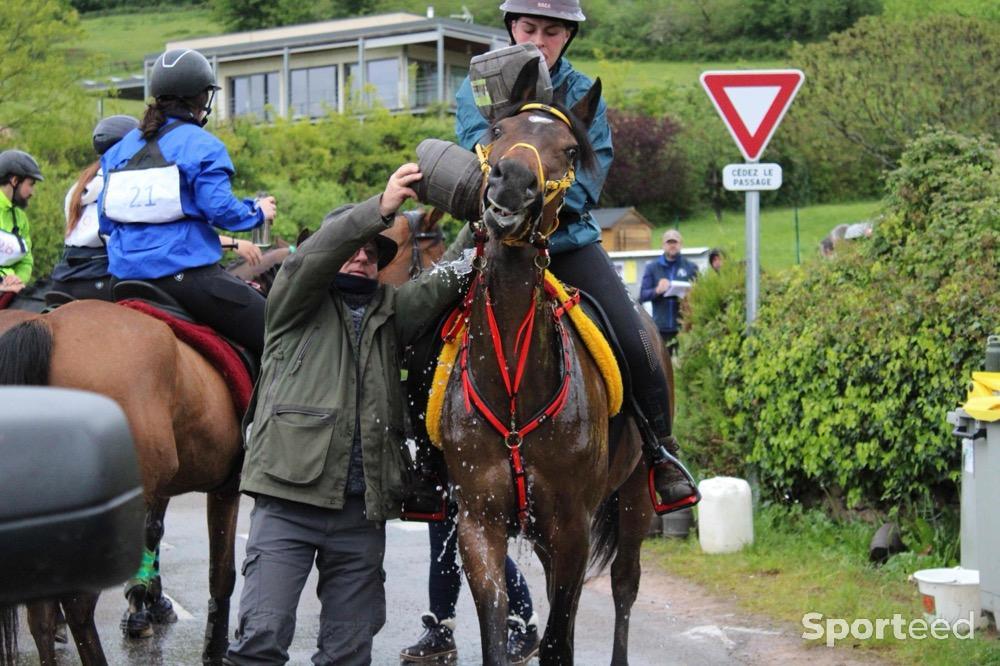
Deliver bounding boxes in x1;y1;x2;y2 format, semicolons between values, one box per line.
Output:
117;299;252;415
0;292;14;309
425;271;622;447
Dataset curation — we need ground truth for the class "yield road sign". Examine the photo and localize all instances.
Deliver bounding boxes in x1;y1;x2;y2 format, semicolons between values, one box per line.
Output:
700;70;805;162
722;163;782;191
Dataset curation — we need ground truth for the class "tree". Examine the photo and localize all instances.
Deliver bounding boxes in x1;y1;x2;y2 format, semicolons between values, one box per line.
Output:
0;1;91;136
791;15;1000;170
601;108;691;213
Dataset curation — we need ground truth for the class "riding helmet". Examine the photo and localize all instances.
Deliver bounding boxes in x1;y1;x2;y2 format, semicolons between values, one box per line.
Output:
92;115;140;155
0;150;44;182
499;0;585;60
149;48;221;99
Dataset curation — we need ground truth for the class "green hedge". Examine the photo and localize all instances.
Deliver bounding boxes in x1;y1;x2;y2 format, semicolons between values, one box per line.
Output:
677;127;1000;508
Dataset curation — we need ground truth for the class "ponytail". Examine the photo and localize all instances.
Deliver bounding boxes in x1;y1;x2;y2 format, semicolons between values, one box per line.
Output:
66;161;102;237
139;91;209;140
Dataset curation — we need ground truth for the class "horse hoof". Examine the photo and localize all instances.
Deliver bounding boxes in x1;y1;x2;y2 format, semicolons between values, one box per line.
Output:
147;595;179;624
121;609;154;639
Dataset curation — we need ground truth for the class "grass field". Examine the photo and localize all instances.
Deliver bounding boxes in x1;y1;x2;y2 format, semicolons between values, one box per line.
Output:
574;58;787;94
77;8;222;77
653;199;883;271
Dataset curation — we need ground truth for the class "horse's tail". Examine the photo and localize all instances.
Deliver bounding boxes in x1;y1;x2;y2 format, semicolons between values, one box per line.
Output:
0;605;17;666
0;318;53;386
589;491;620;572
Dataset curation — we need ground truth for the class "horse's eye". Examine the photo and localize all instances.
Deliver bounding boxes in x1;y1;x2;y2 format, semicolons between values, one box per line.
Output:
491;126;502;140
566;147;578;161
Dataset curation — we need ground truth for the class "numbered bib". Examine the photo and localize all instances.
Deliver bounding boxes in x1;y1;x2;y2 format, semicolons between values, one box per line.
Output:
103;165;184;224
0;227;27;267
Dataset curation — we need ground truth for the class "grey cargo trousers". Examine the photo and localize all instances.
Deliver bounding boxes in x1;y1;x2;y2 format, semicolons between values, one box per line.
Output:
225;495;387;665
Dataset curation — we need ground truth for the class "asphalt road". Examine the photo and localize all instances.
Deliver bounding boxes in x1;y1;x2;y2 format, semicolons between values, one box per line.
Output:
13;494;881;665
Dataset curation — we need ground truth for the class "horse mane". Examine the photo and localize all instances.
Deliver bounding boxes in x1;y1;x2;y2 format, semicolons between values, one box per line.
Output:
494;100;599;176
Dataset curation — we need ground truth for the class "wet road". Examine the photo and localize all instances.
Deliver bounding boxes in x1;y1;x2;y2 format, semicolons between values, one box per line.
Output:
14;494;877;665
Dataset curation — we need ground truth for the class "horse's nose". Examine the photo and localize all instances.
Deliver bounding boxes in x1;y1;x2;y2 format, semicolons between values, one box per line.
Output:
488;159;538;212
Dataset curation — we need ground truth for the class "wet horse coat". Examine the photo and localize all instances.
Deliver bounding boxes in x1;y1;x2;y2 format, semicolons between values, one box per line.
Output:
433;61;657;665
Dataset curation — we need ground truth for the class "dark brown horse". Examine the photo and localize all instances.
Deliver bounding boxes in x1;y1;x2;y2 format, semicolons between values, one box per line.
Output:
432;72;656;664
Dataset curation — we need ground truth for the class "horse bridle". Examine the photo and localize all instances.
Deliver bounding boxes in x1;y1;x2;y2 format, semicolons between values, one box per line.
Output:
403;209;444;280
474;102;577;252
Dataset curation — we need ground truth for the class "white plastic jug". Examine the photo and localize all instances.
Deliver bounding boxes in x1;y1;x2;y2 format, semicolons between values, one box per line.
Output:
697;476;754;554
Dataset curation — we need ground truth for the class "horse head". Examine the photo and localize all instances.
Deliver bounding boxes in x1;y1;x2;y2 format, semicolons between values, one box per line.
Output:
476;57;601;247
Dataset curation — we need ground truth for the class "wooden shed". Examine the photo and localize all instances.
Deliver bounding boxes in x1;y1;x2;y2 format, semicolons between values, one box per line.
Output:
592;207;653;251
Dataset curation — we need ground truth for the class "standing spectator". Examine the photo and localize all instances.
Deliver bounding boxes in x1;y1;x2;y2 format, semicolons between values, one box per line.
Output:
639;229;699;354
225;164;473;666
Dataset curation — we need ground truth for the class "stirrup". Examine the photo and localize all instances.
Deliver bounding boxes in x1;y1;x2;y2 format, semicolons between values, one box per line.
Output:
648;447;701;516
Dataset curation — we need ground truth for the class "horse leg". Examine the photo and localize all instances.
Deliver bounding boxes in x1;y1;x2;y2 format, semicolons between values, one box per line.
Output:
61;592;107;665
0;605;17;666
25;600;58;666
202;488;239;666
145;545;178;624
456;514;509;666
122;497;169;639
610;459;653;666
537;516;591;666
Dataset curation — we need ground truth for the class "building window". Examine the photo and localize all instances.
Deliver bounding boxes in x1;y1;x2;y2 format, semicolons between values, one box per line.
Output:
291;65;337;118
411;60;437;108
448;65;468;102
346;58;400;109
230;72;279;120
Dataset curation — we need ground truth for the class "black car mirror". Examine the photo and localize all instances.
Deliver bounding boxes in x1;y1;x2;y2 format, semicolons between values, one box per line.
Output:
0;387;144;604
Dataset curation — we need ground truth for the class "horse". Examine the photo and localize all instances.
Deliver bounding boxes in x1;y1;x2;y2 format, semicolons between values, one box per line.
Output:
429;68;657;664
0;219;448;666
0;241;300;666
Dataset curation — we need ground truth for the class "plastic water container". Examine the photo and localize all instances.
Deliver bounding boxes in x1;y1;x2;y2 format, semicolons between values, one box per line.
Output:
697;476;754;554
912;567;987;628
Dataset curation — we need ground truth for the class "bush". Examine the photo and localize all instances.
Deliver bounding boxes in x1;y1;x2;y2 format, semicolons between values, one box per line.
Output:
676;127;1000;509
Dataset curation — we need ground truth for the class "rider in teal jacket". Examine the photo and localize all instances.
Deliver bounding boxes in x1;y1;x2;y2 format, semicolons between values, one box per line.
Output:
455;55;613;254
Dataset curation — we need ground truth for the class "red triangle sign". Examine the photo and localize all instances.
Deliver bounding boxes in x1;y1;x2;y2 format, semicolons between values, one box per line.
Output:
700;70;805;162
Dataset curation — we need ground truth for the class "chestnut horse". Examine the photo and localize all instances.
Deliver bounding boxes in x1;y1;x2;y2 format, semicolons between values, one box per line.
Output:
0;221;447;666
432;70;656;664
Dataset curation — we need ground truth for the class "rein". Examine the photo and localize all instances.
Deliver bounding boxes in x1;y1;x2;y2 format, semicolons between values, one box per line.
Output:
405;210;444;279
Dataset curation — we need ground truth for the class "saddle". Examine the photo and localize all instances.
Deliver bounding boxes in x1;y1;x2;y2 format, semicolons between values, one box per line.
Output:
111;280;256;414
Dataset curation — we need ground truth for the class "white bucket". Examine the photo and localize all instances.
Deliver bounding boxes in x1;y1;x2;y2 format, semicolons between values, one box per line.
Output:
912;567;987;628
697;476;753;554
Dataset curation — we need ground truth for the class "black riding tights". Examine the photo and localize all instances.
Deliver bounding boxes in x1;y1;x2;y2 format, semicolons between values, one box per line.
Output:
549;242;673;441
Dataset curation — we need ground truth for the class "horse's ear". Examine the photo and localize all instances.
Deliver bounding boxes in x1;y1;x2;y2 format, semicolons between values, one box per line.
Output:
427;207;446;228
296;227;312;246
509;56;542;108
570;78;602;131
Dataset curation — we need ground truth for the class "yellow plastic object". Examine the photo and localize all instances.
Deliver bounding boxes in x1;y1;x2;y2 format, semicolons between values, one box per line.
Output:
963;372;1000;422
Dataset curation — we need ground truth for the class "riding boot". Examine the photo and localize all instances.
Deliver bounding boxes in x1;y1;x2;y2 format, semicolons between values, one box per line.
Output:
506;612;540;666
401;441;449;522
635;389;700;515
400;612;457;664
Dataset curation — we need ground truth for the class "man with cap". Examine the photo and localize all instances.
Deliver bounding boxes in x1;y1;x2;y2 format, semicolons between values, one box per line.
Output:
0;149;44;296
640;229;700;354
226;164;474;666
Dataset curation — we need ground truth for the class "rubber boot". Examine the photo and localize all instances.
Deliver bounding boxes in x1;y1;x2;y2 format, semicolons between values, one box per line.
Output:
400;613;457;664
507;612;540;665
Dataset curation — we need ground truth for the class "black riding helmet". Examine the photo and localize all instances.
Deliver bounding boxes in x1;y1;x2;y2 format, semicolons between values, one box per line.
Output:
499;0;586;64
0;149;44;184
149;48;221;124
92;115;140;155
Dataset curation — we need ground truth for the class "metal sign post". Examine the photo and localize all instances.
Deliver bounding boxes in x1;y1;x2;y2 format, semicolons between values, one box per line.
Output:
700;70;804;326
